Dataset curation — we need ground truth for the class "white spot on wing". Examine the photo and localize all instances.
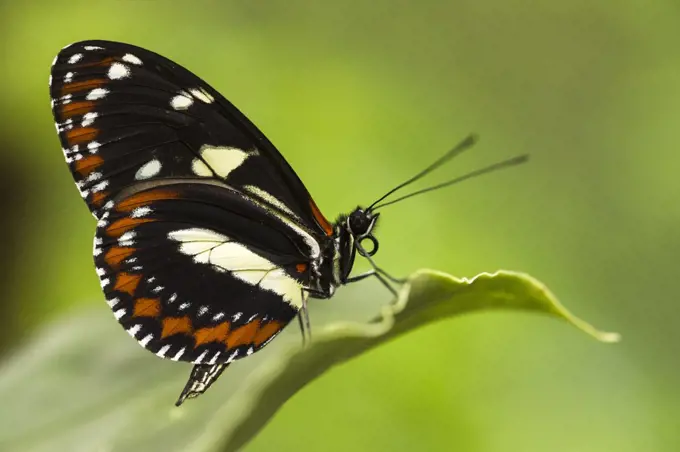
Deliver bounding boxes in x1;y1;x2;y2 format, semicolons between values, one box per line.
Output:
170;92;193;110
131;206;151;218
81;112;98;127
122;53;142;65
139;334;153;347
85;171;103;182
189;87;214;103
64;71;74;83
135;159;162;180
208;351;220;365
86;88;108;100
198;305;208;316
198;145;249;179
156;345;171;358
106;297;120;308
118;231;136;246
87;141;101;153
127;324;142;337
191;158;212;177
84;45;103;51
194;350;208;364
114;308;126;320
213;312;225;321
92;181;108;192
171;347;186;361
227;350;239;363
68;53;83;64
108;62;130;80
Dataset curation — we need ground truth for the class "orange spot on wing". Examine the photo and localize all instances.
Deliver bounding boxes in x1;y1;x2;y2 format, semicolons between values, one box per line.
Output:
90;190;108;207
117;189;179;212
72;56;116;69
66;127;98;146
310;198;333;236
60;100;95;118
73;154;103;177
227;319;261;349
161;316;193;339
106;217;155;237
253;321;285;347
60;78;107;95
194;322;230;347
133;297;161;318
104;246;135;269
113;272;141;296
296;263;308;273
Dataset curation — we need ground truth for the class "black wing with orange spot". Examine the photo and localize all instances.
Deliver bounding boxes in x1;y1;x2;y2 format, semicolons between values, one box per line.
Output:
49;40;334;238
94;184;312;367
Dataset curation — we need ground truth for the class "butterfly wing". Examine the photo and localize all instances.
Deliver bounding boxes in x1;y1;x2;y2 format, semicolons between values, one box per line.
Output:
95;183;314;367
49;40;334;237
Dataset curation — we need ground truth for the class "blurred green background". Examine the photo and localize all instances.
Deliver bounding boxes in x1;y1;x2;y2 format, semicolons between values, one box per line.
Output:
0;1;677;451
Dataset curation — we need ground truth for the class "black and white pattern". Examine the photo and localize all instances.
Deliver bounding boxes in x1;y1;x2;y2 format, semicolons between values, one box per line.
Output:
49;40;360;405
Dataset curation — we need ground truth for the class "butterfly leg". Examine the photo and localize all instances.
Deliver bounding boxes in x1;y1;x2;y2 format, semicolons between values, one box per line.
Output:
175;363;230;406
346;269;400;298
349;241;406;297
297;288;312;346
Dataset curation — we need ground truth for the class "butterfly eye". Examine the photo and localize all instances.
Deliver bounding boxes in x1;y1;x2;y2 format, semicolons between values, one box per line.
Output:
358;234;379;257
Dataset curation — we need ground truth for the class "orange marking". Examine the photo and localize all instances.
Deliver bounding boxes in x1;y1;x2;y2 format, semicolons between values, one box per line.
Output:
253;321;285;347
73;154;103;177
113;272;141;296
60;100;95;119
104;246;135;269
66;127;99;146
227;319;261;349
161;316;193;339
117;189;179;212
133;297;161;318
296;263;307;273
90;190;108;207
310;199;333;236
106;217;154;237
194;321;230;348
60;78;107;95
72;56;117;69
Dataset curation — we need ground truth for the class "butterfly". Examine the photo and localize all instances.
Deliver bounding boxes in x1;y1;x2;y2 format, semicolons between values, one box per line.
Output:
49;40;527;406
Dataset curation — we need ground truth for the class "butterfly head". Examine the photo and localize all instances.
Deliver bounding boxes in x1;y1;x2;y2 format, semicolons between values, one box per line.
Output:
347;207;380;257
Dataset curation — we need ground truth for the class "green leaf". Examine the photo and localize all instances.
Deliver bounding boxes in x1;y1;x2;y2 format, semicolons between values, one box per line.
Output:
0;270;619;452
